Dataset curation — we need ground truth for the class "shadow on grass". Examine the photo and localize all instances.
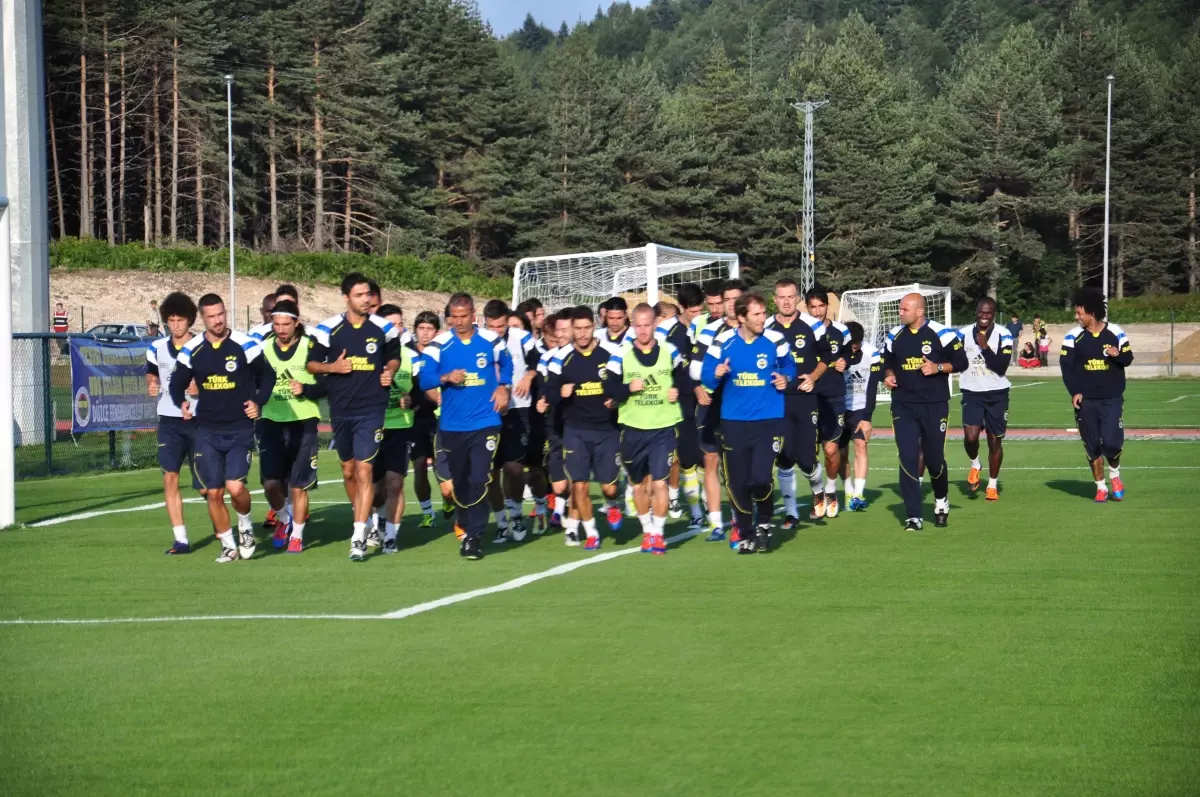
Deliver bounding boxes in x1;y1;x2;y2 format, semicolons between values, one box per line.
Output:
1044;479;1097;501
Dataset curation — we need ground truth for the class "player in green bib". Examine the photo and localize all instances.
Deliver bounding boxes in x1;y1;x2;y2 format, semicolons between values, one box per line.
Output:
604;303;688;555
370;304;422;554
259;300;326;553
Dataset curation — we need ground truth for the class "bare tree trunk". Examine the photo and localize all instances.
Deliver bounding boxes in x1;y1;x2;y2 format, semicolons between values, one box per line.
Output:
103;23;115;245
144;141;152;246
170;31;180;243
79;0;90;237
343;164;352;251
267;64;280;251
48;80;66;237
467;199;480;260
1189;166;1197;293
88;114;96;237
153;62;162;243
118;50;127;243
313;39;325;251
218;194;225;246
294;129;304;245
1115;222;1125;300
195;129;204;246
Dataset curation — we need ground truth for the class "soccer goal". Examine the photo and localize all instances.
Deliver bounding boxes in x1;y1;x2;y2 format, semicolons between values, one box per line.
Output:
838;283;955;403
512;243;739;312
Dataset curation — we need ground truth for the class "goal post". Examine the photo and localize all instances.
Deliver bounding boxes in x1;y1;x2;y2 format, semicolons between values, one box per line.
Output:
837;283;955;403
513;243;739;313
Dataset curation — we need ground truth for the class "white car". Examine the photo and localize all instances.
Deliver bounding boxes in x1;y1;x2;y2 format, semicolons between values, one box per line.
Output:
85;323;151;343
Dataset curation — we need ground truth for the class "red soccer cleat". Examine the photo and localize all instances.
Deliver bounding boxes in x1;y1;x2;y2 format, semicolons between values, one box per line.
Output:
286;536;303;554
1110;477;1125;501
651;534;667;555
641;532;654;553
262;508;278;529
1094;487;1109;503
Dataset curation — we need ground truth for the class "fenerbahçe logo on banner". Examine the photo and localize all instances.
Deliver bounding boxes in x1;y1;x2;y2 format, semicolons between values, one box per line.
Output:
74;387;92;428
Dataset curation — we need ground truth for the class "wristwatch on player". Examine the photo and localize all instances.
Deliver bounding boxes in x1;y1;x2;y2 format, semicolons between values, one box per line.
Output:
936;363;945;374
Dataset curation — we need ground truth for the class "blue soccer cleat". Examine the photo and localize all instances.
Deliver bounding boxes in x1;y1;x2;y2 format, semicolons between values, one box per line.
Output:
704;526;726;543
165;541;192;555
584;535;601;551
606;505;623;532
849;496;869;512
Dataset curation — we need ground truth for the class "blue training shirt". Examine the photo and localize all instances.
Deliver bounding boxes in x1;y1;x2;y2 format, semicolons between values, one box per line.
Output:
419;327;514;432
700;328;795;421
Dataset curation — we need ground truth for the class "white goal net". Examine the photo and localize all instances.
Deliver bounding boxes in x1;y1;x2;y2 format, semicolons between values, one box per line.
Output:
513;243;739;313
837;283;955;403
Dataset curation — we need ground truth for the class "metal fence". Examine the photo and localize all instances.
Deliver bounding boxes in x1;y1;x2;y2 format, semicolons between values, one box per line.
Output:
12;333;159;479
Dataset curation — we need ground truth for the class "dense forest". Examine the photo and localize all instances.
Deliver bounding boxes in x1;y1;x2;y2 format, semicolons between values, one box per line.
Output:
43;0;1200;310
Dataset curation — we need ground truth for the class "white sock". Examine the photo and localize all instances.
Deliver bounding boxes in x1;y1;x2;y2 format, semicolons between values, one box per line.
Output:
534;497;547;517
825;476;837;495
1096;479;1107;492
806;467;824;491
291;521;305;541
652;515;666;533
707;510;722;529
583;518;598;538
283;498;293;520
493;510;508;530
987;477;998;489
564;516;580;536
352;521;367;543
854;477;866;497
276;507;292;527
217;530;236;549
369;512;379;533
553;496;566;516
668;486;679;501
626;483;635;502
505;499;522;521
384;521;399;541
172;525;188;544
681;469;702;515
638;513;653;533
419;500;433;515
970;458;982;470
1109;466;1120;480
236;512;253;531
778;468;797;517
935;497;949;513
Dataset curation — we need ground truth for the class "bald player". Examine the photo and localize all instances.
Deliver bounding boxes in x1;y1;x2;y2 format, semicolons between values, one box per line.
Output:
881;293;968;530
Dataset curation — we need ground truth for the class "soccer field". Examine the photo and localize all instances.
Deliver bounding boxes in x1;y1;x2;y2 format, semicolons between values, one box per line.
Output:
2;382;1199;796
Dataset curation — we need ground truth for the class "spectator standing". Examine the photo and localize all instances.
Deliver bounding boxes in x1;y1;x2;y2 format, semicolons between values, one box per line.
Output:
1005;313;1023;365
52;303;70;334
147;300;159;330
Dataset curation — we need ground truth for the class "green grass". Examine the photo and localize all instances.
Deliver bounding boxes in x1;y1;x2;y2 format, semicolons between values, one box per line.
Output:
2;432;1199;796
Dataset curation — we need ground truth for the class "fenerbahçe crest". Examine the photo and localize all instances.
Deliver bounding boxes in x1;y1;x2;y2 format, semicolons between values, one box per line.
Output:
476;354;488;369
921;343;932;356
756;354;768;369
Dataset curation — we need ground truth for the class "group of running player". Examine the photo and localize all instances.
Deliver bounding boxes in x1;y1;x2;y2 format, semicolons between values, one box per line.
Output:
146;271;1132;562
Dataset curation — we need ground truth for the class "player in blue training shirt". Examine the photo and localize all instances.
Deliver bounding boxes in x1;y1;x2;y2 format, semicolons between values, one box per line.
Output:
419;292;513;560
307;272;402;561
170;294;275;563
881;292;969;530
1059;288;1134;502
702;292;795;554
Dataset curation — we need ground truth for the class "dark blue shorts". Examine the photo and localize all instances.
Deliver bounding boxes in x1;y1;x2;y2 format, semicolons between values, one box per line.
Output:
194;426;255;489
1076;396;1123;461
621;427;676;484
544;427;566;483
695;400;722;455
333;415;385;463
816;392;846;445
498;407;531;466
839;409;871;447
258;418;319;489
373;427;412;481
433;430;452;483
563;425;621;485
962;389;1009;437
157;417;202;491
409;416;437;462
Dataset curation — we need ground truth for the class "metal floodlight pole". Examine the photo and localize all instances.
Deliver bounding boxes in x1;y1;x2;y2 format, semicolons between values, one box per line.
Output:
790;99;828;294
226;74;236;327
0;196;14;526
1101;75;1114;313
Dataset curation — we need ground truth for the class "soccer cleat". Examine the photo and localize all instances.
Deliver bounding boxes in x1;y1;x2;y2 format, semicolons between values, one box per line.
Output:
934;510;948;528
728;526;743;551
985;486;999;501
510;517;528;543
1094;488;1109;503
443;504;455;521
809;494;826;521
640;532;654;553
825;495;839;518
564;530;581;547
349;540;367;561
903;518;923;532
216;547;239;563
1110;477;1125;501
492;528;510;545
454;523;465;541
736;539;757;555
419;514;435;529
704;526;726;543
286;537;303;554
238;529;256;560
848;496;868;512
754;525;772;553
780;515;799;531
606;505;623;531
366;528;383;549
967;467;981;492
262;508;278;529
584;535;601;551
463;536;484;561
668;498;683;520
549;513;563;532
165;541;191;555
533;514;547;535
651;534;667;555
382;538;399;555
272;525;289;550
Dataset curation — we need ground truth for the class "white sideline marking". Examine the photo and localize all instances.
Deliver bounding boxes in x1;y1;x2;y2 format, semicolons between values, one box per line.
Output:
1011;381;1047;389
1166;394;1200;403
0;528;704;627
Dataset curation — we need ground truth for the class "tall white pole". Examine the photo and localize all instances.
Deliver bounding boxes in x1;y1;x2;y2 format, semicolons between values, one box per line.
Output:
1102;75;1114;307
0;197;15;526
226;74;236;327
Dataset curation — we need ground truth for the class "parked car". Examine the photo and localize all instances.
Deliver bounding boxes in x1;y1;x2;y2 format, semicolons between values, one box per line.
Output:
85;323;152;343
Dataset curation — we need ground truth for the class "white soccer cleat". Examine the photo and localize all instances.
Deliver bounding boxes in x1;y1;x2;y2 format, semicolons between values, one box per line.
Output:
237;529;256;560
216;547;239;563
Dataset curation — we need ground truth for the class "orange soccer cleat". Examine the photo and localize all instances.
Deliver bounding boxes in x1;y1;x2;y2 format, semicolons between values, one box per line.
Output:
985;486;999;501
967;467;981;492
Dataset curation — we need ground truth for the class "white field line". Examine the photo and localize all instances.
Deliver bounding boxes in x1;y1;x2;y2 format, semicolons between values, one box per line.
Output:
1166;394;1200;403
0;528;704;627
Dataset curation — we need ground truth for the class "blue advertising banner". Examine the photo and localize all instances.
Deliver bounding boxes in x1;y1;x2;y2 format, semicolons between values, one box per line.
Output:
69;338;158;433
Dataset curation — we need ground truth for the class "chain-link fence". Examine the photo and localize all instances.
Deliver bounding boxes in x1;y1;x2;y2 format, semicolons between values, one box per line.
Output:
13;333;159;479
